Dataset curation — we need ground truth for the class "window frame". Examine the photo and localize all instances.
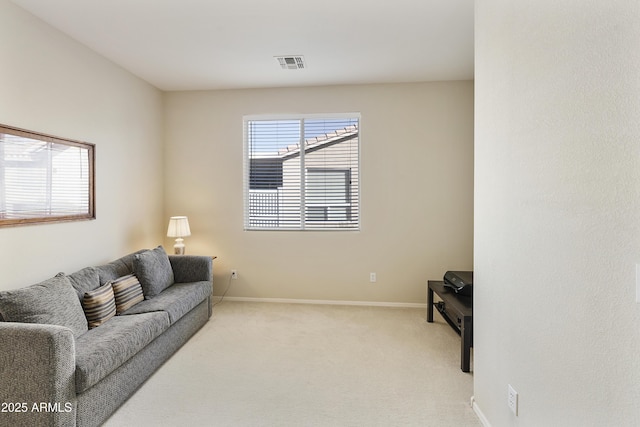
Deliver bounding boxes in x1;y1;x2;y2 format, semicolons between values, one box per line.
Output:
243;113;360;232
0;124;96;228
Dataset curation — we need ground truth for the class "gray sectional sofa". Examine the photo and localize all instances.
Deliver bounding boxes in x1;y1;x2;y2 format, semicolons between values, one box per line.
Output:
0;246;213;427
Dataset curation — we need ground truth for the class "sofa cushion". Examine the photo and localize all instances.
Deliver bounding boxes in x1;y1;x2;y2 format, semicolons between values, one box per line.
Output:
67;266;101;301
82;284;116;328
0;273;88;338
134;246;174;299
75;311;170;393
121;281;212;324
96;252;139;285
110;274;144;314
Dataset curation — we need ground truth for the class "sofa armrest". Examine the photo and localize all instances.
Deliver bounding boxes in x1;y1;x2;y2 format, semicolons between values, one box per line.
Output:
169;255;213;283
0;322;76;427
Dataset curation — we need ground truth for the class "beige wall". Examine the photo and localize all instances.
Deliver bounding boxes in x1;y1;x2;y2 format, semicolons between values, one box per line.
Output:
0;0;164;290
164;82;474;304
475;1;640;425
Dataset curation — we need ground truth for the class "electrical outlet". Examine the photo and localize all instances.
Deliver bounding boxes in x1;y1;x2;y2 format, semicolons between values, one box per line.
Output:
370;272;376;282
508;384;518;416
231;270;238;280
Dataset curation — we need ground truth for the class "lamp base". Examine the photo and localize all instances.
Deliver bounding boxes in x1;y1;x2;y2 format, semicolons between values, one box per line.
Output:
173;238;185;255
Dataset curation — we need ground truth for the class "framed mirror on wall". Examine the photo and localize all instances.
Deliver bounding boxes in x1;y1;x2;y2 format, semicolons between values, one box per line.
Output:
0;124;95;227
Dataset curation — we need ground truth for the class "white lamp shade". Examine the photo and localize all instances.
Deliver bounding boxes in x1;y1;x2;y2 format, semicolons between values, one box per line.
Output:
167;216;191;237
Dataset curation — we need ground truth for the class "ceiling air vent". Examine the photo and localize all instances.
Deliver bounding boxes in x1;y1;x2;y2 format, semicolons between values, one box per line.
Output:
275;55;306;70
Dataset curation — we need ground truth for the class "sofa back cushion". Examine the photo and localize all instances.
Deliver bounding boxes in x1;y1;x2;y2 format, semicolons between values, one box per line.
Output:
134;246;174;299
96;252;139;285
67;266;101;300
0;273;88;338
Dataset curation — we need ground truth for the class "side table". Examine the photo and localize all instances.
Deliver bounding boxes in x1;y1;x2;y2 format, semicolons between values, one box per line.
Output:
427;280;473;372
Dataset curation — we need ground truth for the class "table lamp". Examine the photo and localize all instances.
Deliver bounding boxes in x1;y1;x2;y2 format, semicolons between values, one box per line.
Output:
167;216;191;255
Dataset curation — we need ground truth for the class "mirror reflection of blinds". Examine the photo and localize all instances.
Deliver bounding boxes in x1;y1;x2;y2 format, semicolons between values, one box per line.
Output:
1;133;90;219
244;116;359;231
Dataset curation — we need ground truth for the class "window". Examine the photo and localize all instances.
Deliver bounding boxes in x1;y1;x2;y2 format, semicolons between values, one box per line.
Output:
244;115;359;230
306;168;352;222
0;124;95;227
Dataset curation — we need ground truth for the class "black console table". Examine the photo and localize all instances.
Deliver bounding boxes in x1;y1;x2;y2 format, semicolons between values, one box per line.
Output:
427;280;473;372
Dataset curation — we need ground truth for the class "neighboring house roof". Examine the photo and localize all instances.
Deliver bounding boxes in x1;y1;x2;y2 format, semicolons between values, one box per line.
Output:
249;124;359;190
275;124;359;160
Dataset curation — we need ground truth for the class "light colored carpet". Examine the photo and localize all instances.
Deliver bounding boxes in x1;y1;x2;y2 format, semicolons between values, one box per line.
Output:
104;301;480;427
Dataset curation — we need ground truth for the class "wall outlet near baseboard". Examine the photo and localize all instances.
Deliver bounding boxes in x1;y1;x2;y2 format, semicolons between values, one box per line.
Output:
231;270;238;280
369;272;377;283
508;384;518;415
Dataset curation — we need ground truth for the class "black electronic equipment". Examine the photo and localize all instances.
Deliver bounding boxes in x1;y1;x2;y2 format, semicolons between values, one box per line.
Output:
443;271;473;296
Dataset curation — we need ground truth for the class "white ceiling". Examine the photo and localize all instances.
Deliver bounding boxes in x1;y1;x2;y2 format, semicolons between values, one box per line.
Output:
11;0;474;91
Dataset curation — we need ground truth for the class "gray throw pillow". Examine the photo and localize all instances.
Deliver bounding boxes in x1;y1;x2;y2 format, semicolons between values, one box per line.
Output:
0;273;88;338
134;246;175;299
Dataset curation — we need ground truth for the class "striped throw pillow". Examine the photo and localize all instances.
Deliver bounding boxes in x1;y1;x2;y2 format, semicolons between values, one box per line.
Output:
110;274;144;314
82;284;116;328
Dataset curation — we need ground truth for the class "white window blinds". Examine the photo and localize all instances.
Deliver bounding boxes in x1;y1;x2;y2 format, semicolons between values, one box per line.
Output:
244;115;360;230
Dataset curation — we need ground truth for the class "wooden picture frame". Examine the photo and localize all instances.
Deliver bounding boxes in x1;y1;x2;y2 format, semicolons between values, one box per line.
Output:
0;124;95;227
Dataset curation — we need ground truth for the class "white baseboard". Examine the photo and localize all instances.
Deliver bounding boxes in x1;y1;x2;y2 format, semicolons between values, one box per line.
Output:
470;396;491;427
221;296;426;309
